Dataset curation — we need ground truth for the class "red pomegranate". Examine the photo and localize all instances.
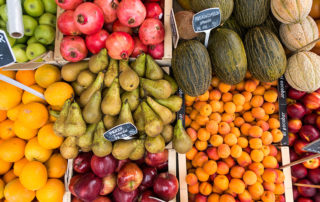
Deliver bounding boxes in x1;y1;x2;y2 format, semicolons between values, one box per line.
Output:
139;18;165;45
131;37;148;57
74;2;104;35
94;0;119;24
117;0;146;27
86;30;109;54
148;42;164;59
60;36;88;62
112;20;133;35
105;32;134;60
145;2;163;19
55;0;83;10
58;10;81;36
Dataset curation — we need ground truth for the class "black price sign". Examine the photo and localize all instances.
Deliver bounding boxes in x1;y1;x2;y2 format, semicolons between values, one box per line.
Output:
104;123;138;142
0;30;15;67
177;88;185;127
278;76;289;146
303;139;320;154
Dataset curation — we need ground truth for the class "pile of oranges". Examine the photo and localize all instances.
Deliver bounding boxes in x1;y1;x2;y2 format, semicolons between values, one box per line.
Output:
185;72;285;202
0;65;73;202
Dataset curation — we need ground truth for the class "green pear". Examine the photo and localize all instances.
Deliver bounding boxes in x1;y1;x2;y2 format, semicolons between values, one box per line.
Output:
101;78;121;116
77;123;97;152
80;72;104;106
155;95;183;112
145;135;165;153
147;96;173;125
133;104;145;132
77;70;96;88
141;102;163;137
64;102;86;137
145;54;163;80
112;139;137;160
72;81;86;96
129;137;145;160
104;58;118;87
83;90;102;124
61;61;89;82
163;74;178;95
115;100;134;125
131;53;146;77
119;60;139;92
161;125;173;143
89;48;108;73
140;78;172;99
121;88;139;111
92;121;112;157
173;119;193;154
60;136;79;159
103;114;117;130
53;99;71;136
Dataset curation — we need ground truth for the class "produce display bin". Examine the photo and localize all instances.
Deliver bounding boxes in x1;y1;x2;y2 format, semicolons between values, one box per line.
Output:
54;0;173;66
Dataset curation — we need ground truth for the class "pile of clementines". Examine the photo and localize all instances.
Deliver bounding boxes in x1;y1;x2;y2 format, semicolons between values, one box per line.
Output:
185;72;286;202
0;66;74;202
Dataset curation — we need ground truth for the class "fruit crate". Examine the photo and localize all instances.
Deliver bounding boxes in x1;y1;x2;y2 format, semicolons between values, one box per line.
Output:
54;0;173;66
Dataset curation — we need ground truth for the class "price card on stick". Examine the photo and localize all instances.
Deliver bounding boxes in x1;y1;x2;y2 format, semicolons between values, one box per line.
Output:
192;8;221;47
303;139;320;154
0;30;16;67
104;123;138;142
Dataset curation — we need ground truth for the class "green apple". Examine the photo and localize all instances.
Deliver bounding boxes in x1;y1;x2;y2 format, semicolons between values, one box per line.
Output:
12;44;29;63
16;35;29;44
0;0;5;6
42;0;56;14
26;42;46;60
4;31;16;47
23;15;38;36
27;36;38;44
34;24;55;45
0;5;7;22
0;19;6;28
39;13;56;27
24;0;44;17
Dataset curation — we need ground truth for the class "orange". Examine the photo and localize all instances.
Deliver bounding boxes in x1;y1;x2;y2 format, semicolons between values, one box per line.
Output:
25;137;52;162
7;103;24;121
0;81;23;110
0;158;12;175
0;138;25;162
45;153;67;179
4;179;35;202
0;178;4;199
19;161;47;191
35;64;61;88
22;85;46;104
0;69;15;79
44;82;74;109
13;158;29;177
0;110;7;122
36;179;65;202
17;102;48;129
13;121;38;140
3;170;16;183
38;123;64;149
0;119;15;139
15;70;36;86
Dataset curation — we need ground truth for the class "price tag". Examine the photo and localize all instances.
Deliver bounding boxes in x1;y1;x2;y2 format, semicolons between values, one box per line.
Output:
192;8;221;47
0;30;15;67
277;76;289;145
104;123;138;142
170;9;179;49
303;139;320;154
177;88;185;127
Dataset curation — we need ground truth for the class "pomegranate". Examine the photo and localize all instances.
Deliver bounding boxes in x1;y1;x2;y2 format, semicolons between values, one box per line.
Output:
94;0;119;24
60;36;88;62
74;2;104;35
105;32;134;60
112;20;133;35
131;37;148;57
303;92;320;110
104;23;114;33
86;30;109;54
148;42;164;59
287;103;306;119
139;18;165;45
145;2;163;19
58;10;81;36
117;0;146;27
55;0;83;10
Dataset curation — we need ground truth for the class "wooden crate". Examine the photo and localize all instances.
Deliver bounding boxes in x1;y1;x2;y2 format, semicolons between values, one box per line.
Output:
54;0;173;66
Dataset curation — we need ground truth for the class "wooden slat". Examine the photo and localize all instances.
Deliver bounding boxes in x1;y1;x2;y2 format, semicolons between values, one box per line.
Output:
178;154;188;202
168;149;177;202
281;147;294;202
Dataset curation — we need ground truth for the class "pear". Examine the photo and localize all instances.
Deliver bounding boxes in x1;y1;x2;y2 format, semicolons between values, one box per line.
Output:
140;78;172;99
115;100;134;125
163;74;178;94
92;121;112;157
129;137;145;160
60;136;79;159
64;102;87;137
112;139;137;160
131;53;146;77
170;112;177;124
140;86;146;98
89;48;109;73
119;60;140;91
156;95;183;112
121;88;139;111
101;78;121;116
53;99;71;136
49;110;60;119
61;61;89;82
133;105;145;132
147;96;173;125
145;135;165;153
83;90;102;124
104;59;118;87
161;125;173;143
72;81;86;96
146;54;164;80
141;102;163;137
80;72;104;106
173;119;193;154
77;70;96;88
103;115;117;130
77;123;97;152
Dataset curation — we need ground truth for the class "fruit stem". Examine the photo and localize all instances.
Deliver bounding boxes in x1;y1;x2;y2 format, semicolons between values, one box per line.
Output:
77;14;87;25
121;52;129;60
128;18;135;25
